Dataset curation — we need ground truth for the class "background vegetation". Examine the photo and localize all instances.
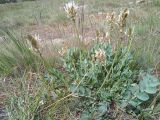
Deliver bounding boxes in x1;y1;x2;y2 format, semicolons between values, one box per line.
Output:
0;0;160;120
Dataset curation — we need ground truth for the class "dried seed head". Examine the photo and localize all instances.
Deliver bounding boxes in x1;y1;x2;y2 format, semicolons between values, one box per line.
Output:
34;34;41;42
96;30;101;38
64;1;78;22
127;27;134;37
106;12;116;31
105;32;111;43
123;9;129;20
118;9;129;29
95;49;106;62
27;34;40;50
106;11;116;22
58;46;68;56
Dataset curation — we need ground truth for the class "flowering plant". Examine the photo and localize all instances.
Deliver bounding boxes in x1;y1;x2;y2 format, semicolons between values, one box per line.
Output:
64;1;78;22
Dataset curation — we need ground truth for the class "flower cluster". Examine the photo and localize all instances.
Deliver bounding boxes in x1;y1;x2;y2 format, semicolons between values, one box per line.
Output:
58;46;68;56
106;11;116;23
64;1;78;22
118;9;130;30
105;9;129;32
94;49;106;62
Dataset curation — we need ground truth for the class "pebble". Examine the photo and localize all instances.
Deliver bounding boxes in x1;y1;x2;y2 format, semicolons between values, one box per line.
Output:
0;108;7;120
136;0;145;4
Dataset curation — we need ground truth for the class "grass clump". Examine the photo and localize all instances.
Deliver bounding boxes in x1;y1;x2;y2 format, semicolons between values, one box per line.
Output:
0;30;43;76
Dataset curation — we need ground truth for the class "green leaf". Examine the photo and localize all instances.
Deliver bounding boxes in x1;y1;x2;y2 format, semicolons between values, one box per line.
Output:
131;84;139;94
80;111;92;120
70;84;77;93
98;102;108;113
145;74;159;87
136;92;149;101
139;74;159;94
129;98;142;107
79;86;85;95
145;87;157;94
139;80;146;92
142;108;153;112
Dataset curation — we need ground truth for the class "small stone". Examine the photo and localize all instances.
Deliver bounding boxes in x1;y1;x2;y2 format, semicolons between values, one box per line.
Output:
0;108;7;120
136;0;145;4
0;36;4;42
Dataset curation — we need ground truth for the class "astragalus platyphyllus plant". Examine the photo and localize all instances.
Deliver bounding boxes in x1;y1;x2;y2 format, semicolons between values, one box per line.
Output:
64;1;78;22
59;40;160;119
61;43;141;119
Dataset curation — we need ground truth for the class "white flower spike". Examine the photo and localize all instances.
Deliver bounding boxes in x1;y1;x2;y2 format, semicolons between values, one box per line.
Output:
64;1;78;22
